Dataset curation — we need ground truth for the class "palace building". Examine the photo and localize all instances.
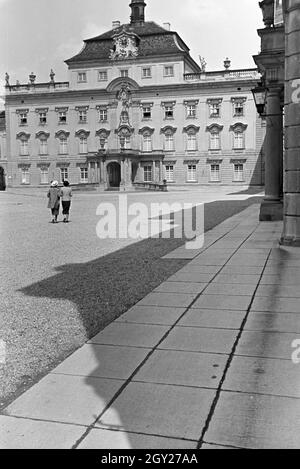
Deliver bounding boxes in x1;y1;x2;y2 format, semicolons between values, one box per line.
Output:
3;0;264;190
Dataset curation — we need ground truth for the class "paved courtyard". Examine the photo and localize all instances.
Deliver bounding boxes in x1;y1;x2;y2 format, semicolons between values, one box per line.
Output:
2;191;300;449
0;186;262;410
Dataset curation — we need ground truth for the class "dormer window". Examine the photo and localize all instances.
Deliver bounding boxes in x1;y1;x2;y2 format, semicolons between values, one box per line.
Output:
164;66;174;77
98;71;108;81
78;72;87;83
142;67;151;78
120;69;129;78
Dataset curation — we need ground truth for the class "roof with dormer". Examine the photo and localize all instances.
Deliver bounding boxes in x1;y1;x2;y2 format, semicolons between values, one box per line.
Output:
65;21;200;72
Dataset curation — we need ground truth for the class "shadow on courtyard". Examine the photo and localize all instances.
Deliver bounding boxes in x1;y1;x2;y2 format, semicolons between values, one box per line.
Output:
17;196;264;448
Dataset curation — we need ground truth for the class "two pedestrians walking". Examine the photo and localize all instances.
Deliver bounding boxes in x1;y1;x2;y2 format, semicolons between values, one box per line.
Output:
47;180;72;223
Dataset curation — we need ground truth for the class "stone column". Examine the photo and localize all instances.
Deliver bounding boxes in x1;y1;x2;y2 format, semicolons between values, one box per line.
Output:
152;160;156;182
281;0;300;244
159;160;163;182
127;158;132;188
259;86;284;221
120;158;126;191
98;157;106;191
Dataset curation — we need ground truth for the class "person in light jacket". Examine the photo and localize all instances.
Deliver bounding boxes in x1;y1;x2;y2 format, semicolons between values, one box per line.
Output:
60;179;72;223
47;180;61;223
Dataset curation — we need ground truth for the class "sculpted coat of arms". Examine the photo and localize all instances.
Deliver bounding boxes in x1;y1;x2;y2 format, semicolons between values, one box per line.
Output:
110;32;139;60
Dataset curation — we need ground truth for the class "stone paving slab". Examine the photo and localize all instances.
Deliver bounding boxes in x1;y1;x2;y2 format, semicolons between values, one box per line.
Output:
223;355;300;398
260;274;300;285
137;292;198;308
51;344;150;380
212;274;261;285
133;350;227;388
154;281;207;294
192;294;252;311
96;382;215;440
177;309;245;330
245;312;300;333
168;272;216;283
255;284;300;298
115;305;186;325
251;297;300;313
89;323;169;348
235;331;297;360
205;391;300;449
0;415;85;449
77;428;197;449
221;265;265;275
204;283;257;296
158;326;238;354
4;374;124;426
179;264;221;274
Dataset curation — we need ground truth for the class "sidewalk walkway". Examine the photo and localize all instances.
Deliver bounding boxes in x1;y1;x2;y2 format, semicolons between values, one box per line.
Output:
1;204;300;449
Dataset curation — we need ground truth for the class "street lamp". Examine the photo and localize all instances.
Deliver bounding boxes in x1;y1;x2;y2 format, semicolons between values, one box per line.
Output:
252;83;268;116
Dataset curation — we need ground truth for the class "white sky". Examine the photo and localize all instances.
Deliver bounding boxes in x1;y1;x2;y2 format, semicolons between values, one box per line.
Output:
0;0;262;93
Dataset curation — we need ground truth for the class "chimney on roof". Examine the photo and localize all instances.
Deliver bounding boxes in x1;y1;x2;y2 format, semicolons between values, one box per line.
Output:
112;20;121;29
130;0;146;24
163;22;171;30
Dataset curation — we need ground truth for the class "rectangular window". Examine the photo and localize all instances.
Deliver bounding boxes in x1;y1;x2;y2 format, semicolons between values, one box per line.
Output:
234;102;244;117
79;137;88;154
80;167;88;183
210;132;220;150
144;165;152;182
234;163;244;181
165;106;174;119
78;110;87;123
165;134;174;151
21;168;30;184
78;72;87;82
20;140;29;156
39;112;47;125
142;106;152;120
120;69;129;78
40;168;49;184
187;164;197;182
39;140;48;156
19;113;28;125
164;66;174;77
59;111;67;124
165;165;174;182
142;135;152;152
60;167;69;182
98;70;108;81
187;134;197;151
210;103;220;118
99;108;108;122
234;131;245;149
187;105;196;118
59;138;68;155
142;67;151;78
210;164;220;182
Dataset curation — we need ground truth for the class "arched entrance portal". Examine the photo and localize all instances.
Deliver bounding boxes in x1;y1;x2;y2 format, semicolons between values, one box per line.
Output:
107;162;121;188
0;167;6;191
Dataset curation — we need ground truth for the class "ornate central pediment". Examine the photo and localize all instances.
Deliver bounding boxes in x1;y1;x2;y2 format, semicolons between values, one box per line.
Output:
110;30;139;60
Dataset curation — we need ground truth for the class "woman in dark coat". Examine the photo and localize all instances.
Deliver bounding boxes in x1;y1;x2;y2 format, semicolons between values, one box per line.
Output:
47;180;61;223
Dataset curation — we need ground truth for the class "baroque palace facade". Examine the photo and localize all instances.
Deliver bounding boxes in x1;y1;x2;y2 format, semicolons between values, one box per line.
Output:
4;0;264;190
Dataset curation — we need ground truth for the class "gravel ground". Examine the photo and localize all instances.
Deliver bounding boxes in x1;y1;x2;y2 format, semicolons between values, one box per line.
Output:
0;188;262;409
